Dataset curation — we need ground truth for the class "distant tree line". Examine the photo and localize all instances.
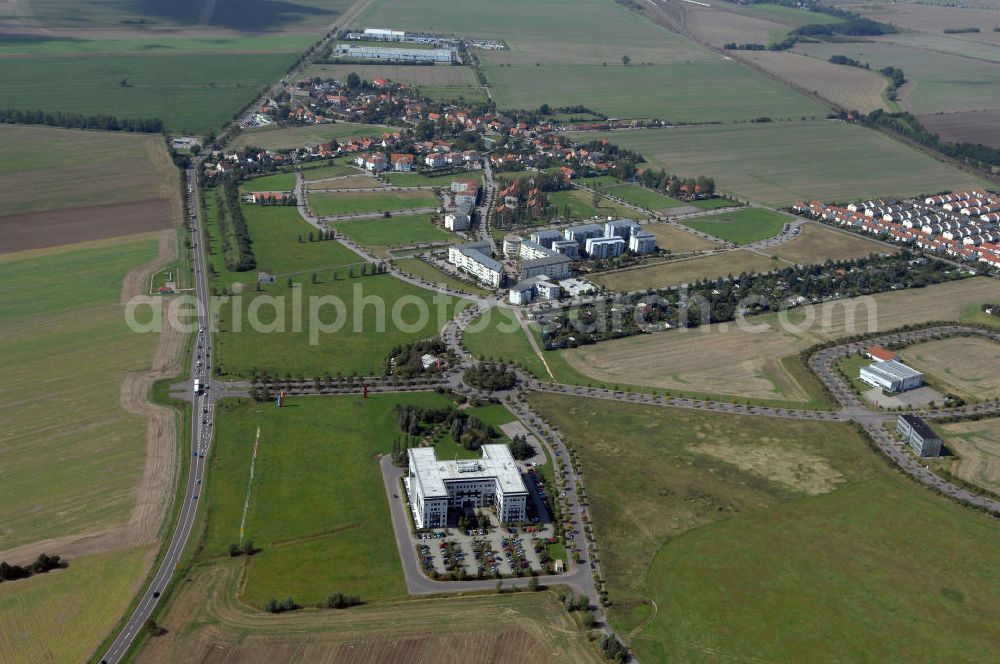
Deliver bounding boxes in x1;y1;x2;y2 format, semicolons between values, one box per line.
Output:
463;362;517;392
858;110;1000;170
0;554;66;583
215;178;256;272
0;108;163;133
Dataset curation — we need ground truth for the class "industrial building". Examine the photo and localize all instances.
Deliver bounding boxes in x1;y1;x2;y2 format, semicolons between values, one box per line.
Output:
897;415;942;457
859;359;924;393
522;254;573;279
585;236;626;259
448;241;502;287
508;275;560;305
334;44;458;64
406;445;529;528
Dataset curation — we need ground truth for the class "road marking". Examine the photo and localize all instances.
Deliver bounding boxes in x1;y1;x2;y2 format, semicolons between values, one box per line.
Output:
239;426;261;544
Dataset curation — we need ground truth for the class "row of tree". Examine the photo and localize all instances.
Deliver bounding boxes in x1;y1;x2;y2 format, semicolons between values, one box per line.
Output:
463;363;518;392
0;108;163;133
0;553;66;583
859;110;1000;170
215;178;256;271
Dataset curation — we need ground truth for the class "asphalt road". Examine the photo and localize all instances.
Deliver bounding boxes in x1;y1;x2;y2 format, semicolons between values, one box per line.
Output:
99;168;217;664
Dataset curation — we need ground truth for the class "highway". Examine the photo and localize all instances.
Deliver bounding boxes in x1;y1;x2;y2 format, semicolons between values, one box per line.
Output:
99;168;216;664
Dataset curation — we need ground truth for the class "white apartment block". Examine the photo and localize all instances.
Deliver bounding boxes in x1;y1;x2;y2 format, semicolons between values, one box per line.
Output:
407;445;529;529
629;231;657;255
448;241;502;287
519;239;555;261
585;236;626;259
521;254;572;279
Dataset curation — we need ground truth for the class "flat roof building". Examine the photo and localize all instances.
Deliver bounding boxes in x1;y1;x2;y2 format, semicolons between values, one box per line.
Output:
522;254;572;279
503;234;523;257
604;218;641;239
551;238;580;258
335;44;457;63
519;239;556;261
897;414;942;457
509;275;560;305
859;359;924;393
448;241;501;287
585;236;626;259
629;230;657;255
406;444;528;529
564;223;603;246
530;229;564;248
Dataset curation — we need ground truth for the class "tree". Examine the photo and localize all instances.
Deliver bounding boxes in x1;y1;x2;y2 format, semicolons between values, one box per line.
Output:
347;72;361;89
621;55;631;66
311;272;318;284
528;576;539;591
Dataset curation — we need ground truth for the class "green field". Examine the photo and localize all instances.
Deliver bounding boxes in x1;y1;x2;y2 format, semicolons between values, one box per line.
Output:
233;122;392;150
529;393;1000;662
202;195;362;288
605;184;684;210
393;257;493;296
683;207;788;245
549;189;639;221
0;237;160;549
204;393;455;606
241;173;298;192
690;197;737;211
0;53;296;134
574;121;986;206
301;161;361;180
463;307;550;379
214;273;468;377
310;190;438;216
418;85;489;105
385;171;483;187
0;33;316;55
332;214;452;248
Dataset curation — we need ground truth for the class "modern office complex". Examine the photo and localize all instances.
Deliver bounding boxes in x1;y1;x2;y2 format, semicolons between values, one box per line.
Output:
406;445;529;528
859;359;924;393
897;414;942;457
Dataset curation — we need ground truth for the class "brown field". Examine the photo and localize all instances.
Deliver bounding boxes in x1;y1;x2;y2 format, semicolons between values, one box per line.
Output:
591;249;780;292
306;174;384;190
681;5;783;47
762;223;894;264
918;110;1000;150
644;222;720;253
939;418;1000;496
736;50;888;114
859;3;1000;45
562;278;1000;400
0;199;175;254
0;125;180;220
137;562;601;664
302;63;480;87
899;335;1000;401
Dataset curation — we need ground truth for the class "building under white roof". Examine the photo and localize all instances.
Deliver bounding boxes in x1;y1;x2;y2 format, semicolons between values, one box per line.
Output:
859;359;924;393
406;445;528;528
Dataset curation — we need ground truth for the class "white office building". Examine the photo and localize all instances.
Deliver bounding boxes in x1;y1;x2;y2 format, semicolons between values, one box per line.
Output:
629;231;657;255
585;236;626;259
407;445;529;529
448;241;502;287
859;359;924;393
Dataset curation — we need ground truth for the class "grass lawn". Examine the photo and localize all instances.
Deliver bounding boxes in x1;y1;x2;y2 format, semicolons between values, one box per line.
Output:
0;53;296;134
690;197;737;211
463;307;550;379
331;214;452;248
0;236;160;549
241;173;297;192
529;393;1000;662
202;394;454;607
202;195;363;289
763;223;892;264
591;250;780;291
683;208;789;245
393;257;493;296
385;171;483;187
301;161;362;180
577;175;623;188
549;189;640;221
431;403;518;460
310;190;438;216
233;122;391;151
573;121;987;206
214;273;469;377
643;223;720;253
606;183;684;210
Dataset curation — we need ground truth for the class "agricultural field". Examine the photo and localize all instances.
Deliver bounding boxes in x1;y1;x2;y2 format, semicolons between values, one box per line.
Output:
241;173;298;192
309;190;438;216
561;278;1000;401
307;174;383;190
591;250;780;292
605;184;684;210
136;560;600;664
573;121;986;206
528;393;1000;663
213;273;467;377
548;189;640;221
331;213;452;249
857;2;1000;46
233;121;391;150
0;546;153;664
919;110;1000;150
683;208;790;245
0;125;180;253
301;160;363;180
419;85;490;105
938;417;1000;496
734;50;889;114
794;41;1000;116
463;307;550;379
899;336;1000;402
643;223;720;254
393;257;493;296
762;223;893;264
680;4;785;48
202;197;362;289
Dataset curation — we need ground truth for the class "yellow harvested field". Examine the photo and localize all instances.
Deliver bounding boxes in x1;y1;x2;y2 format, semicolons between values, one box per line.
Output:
644;223;720;253
737;50;889;114
0;546;152;664
302;63;481;87
899;336;1000;401
682;5;783;47
939;418;1000;496
562;278;1000;400
591;250;779;291
763;223;893;264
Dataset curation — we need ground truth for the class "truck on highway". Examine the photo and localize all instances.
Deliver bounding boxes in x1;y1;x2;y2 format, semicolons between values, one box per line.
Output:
193;379;202;395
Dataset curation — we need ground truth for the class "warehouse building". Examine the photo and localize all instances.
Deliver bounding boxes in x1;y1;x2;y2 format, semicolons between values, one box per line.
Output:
897;415;942;457
448;241;502;287
335;44;458;63
406;445;528;528
859;360;924;393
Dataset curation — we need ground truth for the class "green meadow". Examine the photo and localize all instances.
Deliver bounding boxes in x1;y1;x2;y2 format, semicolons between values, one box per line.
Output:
683;207;789;245
331;214;452;248
463;307;549;379
310;190;438;216
241;173;298;192
606;183;684;210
